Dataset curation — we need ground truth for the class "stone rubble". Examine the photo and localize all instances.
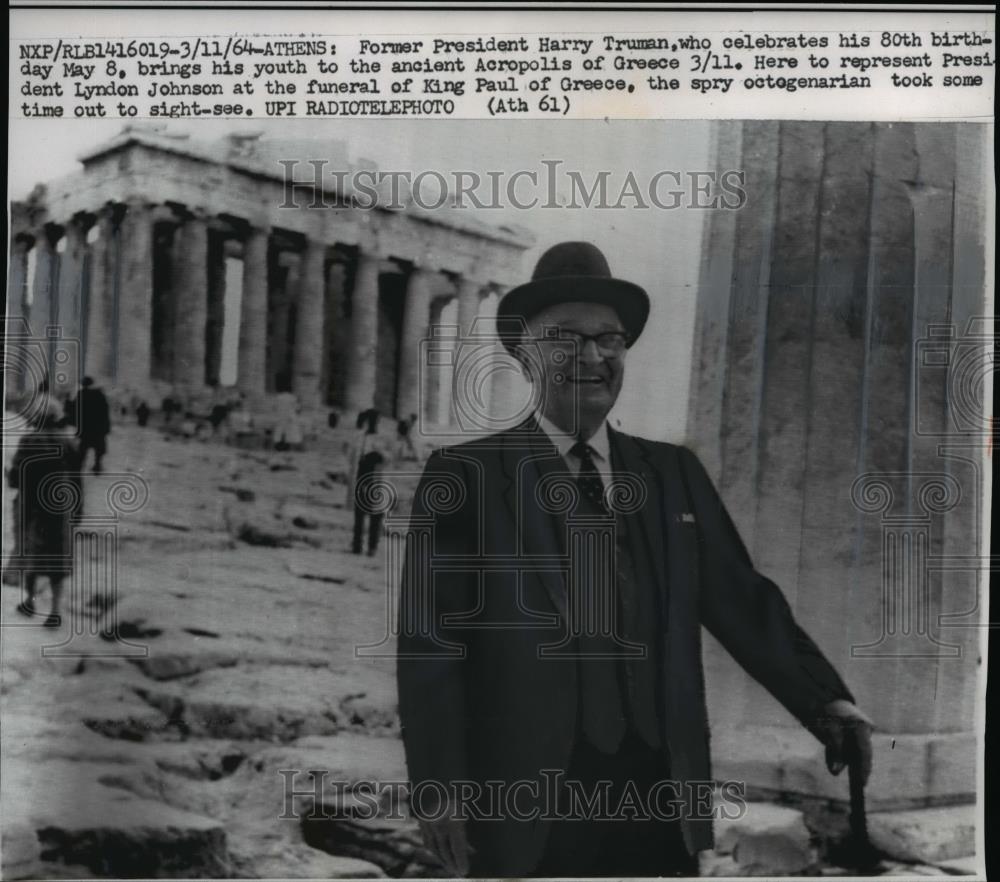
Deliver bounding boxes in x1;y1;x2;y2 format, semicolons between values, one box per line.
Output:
715;802;817;875
867;805;977;864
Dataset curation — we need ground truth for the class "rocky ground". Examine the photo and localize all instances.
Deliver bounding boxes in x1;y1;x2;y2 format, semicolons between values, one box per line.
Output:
0;418;981;878
2;418;433;878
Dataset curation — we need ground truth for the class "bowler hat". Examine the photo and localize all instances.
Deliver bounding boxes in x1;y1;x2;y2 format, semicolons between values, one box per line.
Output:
496;241;649;353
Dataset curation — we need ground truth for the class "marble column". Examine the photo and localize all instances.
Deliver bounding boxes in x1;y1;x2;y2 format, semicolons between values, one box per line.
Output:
171;212;209;393
237;227;270;402
451;275;485;427
56;217;89;391
877;125;967;734
687;120;987;808
426;294;456;426
456;275;483;340
343;248;382;416
116;202;155;391
7;235;34;393
8;235;33;325
204;228;228;387
292;238;328;408
84;207;117;385
687;121;751;490
31;224;61;339
396;265;437;422
324;260;351;408
937;124;990;741
271;251;300;391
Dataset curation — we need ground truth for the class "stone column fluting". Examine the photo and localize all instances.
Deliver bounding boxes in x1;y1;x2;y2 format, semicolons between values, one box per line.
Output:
396;263;438;422
8;235;33;324
171;210;209;393
451;274;485;427
204;225;229;388
456;274;483;340
426;293;456;427
7;234;34;393
30;224;61;338
83;206;117;385
237;226;270;403
343;247;382;416
686;120;987;812
292;237;328;408
271;251;300;391
687;121;750;486
323;259;351;408
56;217;90;391
115;201;155;391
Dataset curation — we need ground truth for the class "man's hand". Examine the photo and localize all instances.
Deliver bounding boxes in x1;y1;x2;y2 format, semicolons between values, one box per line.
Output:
813;699;875;784
417;815;472;878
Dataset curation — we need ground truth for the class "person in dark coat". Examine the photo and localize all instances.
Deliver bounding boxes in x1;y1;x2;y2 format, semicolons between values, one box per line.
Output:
161;394;178;425
396;412;419;461
355;407;380;433
76;377;111;473
8;406;82;627
397;242;874;878
209;402;230;435
349;418;393;556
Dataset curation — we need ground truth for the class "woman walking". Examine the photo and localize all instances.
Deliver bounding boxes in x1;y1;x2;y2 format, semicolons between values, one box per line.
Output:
8;405;81;627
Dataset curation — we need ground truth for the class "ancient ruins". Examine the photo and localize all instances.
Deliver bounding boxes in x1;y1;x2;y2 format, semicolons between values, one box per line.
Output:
7;126;532;422
2;121;988;874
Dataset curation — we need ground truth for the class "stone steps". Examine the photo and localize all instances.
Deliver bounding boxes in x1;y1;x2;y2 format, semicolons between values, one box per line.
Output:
1;761;231;879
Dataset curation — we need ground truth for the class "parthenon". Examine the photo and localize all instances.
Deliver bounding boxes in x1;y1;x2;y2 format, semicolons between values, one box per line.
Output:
7;126;533;422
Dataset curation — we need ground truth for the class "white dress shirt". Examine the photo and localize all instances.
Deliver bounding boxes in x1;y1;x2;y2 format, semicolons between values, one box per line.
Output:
535;412;613;485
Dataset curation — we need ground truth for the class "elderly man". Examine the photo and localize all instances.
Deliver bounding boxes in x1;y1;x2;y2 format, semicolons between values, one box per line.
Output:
397;242;873;878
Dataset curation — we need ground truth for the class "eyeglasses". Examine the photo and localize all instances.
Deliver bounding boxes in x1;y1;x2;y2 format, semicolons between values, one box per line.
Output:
529;329;630;355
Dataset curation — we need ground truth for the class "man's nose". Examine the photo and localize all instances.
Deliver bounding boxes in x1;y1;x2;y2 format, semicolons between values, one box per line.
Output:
578;338;604;362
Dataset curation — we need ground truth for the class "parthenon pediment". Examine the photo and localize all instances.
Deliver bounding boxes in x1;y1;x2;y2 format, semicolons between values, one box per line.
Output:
42;126;534;277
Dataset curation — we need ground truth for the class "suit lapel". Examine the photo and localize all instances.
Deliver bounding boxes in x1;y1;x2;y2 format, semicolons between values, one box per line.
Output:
499;422;699;624
500;418;570;620
659;444;701;624
609;428;668;598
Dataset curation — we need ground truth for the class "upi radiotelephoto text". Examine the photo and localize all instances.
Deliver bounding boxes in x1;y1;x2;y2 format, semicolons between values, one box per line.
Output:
15;29;994;119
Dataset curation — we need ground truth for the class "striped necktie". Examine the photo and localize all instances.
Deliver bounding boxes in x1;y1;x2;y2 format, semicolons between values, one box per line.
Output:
570;440;608;514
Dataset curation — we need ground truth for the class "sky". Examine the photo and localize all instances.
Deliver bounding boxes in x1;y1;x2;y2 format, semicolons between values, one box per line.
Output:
9;117;712;441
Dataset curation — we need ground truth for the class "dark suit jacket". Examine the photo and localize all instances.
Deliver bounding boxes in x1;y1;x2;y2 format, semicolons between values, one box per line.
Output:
397;418;852;876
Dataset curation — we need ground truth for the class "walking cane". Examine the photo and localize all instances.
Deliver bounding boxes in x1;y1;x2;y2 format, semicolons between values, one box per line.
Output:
841;741;890;873
847;758;878;870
